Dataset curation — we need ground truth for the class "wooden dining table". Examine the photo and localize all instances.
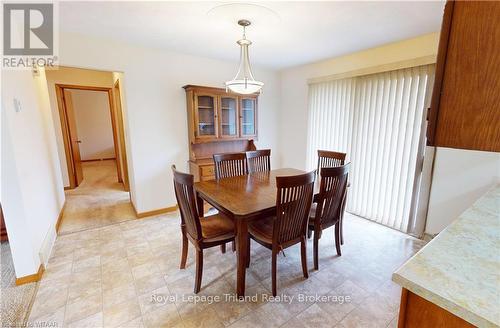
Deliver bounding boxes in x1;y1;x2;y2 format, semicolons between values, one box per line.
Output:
194;168;320;297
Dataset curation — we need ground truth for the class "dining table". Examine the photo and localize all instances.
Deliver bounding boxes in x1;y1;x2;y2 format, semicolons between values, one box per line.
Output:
194;168;320;297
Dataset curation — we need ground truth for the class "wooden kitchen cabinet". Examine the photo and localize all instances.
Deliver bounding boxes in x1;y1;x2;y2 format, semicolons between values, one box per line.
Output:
427;1;500;152
397;289;474;328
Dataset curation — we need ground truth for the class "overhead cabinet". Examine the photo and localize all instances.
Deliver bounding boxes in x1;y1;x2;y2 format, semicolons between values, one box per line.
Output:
427;1;500;152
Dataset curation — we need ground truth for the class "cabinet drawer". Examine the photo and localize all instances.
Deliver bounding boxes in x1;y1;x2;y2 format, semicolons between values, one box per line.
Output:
201;175;215;181
200;165;215;177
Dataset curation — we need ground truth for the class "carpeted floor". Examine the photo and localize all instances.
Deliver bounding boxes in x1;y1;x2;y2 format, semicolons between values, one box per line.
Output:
0;242;38;328
58;160;136;235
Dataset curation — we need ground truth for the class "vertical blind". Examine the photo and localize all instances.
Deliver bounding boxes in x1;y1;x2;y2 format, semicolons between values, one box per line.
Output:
307;65;435;232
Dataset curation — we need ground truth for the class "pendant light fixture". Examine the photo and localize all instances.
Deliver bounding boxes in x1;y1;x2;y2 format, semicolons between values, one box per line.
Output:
225;19;264;94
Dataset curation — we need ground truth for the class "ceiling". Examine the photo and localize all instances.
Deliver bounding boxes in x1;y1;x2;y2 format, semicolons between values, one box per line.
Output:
60;1;445;70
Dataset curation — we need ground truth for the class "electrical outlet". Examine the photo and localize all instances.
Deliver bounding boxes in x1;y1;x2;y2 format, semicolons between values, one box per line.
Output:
13;98;21;113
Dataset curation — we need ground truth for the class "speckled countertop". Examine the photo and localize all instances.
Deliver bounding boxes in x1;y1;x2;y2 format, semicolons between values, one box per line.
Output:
393;184;500;328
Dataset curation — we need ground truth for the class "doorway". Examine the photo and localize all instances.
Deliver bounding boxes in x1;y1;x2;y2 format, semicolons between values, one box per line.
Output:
56;84;129;189
53;79;135;234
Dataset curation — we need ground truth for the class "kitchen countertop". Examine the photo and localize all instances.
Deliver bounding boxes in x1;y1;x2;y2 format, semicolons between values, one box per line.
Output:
392;184;500;328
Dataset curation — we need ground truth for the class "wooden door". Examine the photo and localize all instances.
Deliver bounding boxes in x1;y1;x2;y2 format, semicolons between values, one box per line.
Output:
240;97;257;137
194;93;217;140
63;90;84;186
219;96;239;139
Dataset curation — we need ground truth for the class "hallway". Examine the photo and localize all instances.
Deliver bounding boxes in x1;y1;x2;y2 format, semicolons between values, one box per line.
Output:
58;160;136;234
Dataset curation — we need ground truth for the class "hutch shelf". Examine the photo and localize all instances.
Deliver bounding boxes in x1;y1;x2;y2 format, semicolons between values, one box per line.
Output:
183;85;259;181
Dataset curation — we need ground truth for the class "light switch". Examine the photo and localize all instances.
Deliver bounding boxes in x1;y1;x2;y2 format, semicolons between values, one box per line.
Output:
13;98;21;112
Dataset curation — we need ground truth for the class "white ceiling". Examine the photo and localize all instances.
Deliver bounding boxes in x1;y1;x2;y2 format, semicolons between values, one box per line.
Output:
60;1;445;70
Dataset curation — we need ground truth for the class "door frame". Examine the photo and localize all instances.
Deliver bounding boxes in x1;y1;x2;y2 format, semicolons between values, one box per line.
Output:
55;83;128;189
113;80;130;191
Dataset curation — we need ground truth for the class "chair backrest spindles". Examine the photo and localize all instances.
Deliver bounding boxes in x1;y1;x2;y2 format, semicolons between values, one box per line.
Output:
315;164;350;227
246;149;271;174
317;150;346;173
213;153;247;180
172;165;202;240
274;171;315;245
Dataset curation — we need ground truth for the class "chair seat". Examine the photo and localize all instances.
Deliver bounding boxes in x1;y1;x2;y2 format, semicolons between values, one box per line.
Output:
201;213;235;242
248;217;274;245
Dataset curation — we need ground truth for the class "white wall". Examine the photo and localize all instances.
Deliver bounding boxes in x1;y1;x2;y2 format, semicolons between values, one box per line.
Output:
425;148;500;235
278;33;440;169
1;67;65;277
57;32;281;213
70;89;115;161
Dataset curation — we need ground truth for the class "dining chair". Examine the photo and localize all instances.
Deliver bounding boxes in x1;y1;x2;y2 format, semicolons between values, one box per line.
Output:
316;150;346;172
314;149;348;245
172;165;235;293
213;152;247;253
309;164;350;270
246;149;271;173
247;171;315;296
213;152;248;180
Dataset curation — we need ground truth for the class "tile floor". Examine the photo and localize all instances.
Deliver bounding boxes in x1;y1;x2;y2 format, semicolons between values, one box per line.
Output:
28;211;425;328
59;160;135;234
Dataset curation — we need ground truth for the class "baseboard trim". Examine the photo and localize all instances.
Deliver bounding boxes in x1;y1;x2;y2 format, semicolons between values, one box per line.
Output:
55;201;67;234
132;203;178;219
423;232;437;242
15;264;44;286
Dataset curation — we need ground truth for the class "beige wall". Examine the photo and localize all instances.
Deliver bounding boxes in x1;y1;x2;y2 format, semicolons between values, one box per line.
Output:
278;32;440;169
45;67;114;186
70;89;115;161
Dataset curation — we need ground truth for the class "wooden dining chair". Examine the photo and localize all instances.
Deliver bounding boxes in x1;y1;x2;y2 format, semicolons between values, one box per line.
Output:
314;149;348;245
247;171;315;296
309;164;350;270
317;150;346;172
246;149;271;173
213;152;248;180
213;152;247;252
172;165;236;293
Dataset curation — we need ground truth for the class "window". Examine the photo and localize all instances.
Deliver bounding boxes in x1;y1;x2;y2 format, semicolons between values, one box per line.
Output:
307;65;435;232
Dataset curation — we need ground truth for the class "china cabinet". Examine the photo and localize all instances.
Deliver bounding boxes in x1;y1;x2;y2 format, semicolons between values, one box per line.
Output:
183;85;259;181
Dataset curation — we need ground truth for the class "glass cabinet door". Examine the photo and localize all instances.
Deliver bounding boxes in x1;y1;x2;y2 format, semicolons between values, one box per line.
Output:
195;95;216;138
240;98;257;137
219;97;238;138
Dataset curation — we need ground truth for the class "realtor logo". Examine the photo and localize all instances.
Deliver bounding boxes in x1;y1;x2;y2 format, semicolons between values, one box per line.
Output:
2;2;58;69
4;3;53;55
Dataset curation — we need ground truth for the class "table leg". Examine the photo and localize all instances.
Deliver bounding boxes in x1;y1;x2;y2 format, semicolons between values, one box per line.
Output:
196;192;204;218
236;219;248;297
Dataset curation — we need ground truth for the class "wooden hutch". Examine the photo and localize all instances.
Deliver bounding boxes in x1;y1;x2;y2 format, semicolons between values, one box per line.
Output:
183;85;258;181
